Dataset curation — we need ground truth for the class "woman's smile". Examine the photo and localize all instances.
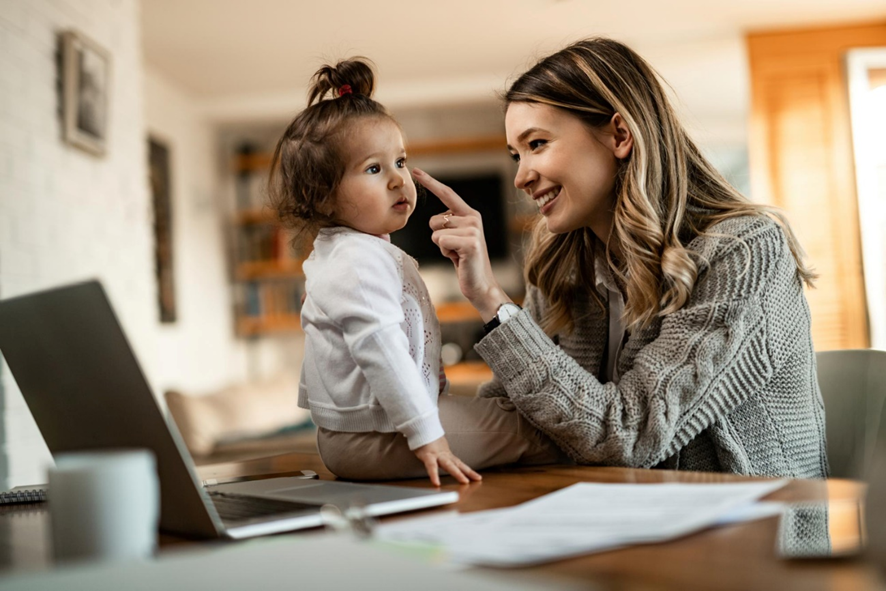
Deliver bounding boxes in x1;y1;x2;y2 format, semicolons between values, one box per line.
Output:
534;186;561;214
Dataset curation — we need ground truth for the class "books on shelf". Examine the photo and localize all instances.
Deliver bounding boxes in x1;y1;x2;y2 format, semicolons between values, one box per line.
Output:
238;280;304;319
236;171;272;211
231;141;310;336
237;224;291;264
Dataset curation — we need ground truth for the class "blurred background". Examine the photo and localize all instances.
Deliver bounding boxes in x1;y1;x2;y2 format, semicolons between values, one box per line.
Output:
0;0;884;487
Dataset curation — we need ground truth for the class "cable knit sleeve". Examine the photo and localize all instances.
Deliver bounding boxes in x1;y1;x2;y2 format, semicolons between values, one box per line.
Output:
476;287;547;400
476;219;789;468
314;239;444;450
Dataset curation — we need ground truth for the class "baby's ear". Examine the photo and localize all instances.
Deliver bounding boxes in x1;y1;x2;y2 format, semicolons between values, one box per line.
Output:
316;194;338;218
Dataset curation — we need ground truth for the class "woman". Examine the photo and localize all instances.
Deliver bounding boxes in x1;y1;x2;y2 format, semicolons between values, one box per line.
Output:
412;38;828;478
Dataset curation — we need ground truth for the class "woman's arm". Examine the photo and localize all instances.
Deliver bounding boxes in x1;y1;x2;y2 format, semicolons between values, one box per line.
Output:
414;169;786;466
475;287;548;399
477;221;788;468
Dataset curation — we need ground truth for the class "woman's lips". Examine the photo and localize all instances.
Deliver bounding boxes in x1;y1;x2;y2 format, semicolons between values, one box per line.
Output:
536;187;560;215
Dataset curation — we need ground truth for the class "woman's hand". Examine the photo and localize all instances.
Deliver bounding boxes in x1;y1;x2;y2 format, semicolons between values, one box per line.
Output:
413;436;482;487
413;168;512;322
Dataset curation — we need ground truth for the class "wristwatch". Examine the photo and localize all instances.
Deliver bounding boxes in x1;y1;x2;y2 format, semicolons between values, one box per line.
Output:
482;303;522;335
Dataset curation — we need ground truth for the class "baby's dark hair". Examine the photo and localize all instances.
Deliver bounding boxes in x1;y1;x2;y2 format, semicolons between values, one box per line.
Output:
268;57;392;235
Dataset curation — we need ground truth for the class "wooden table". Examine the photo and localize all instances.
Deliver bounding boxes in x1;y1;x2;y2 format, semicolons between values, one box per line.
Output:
1;453;880;591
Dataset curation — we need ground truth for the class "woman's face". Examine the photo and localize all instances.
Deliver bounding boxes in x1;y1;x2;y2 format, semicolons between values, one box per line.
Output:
505;102;625;238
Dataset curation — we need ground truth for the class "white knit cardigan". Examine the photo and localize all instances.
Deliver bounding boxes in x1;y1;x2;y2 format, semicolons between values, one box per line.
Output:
298;227;445;450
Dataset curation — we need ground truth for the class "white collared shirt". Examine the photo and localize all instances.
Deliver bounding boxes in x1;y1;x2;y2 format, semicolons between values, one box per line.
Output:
594;256;627;384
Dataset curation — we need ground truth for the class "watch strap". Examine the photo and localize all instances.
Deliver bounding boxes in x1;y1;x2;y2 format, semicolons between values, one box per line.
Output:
482;316;502;335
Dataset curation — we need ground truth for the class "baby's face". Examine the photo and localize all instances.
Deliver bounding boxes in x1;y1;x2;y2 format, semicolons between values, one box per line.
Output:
334;118;417;237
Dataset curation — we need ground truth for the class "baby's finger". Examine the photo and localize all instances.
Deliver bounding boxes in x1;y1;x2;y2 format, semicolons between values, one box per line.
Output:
423;459;441;487
440;457;471;484
413;169;472;215
457;459;482;481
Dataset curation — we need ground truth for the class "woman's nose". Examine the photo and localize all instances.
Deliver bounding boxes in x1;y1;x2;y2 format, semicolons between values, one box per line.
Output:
514;162;536;192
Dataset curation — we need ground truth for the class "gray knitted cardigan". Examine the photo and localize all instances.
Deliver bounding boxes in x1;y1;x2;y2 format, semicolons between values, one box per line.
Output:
476;216;829;478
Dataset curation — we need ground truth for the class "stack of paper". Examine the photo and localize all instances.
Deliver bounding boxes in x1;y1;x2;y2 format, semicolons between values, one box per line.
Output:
377;480;786;566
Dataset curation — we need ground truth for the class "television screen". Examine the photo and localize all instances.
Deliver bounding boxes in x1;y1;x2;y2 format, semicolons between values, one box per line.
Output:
392;172;508;265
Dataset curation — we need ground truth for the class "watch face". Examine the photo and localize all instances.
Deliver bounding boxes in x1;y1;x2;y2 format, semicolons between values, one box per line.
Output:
483;303;522;335
498;303;520;322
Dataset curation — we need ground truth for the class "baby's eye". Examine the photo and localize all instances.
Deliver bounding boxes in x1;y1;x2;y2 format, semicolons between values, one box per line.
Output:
365;164;381;174
396;157;407;168
509;152;520;163
528;139;547;150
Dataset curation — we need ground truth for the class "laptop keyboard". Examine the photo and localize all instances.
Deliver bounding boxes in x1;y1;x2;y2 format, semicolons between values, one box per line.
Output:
208;492;320;523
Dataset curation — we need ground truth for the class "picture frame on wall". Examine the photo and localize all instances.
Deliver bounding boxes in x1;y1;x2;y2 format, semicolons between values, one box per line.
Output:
61;30;111;156
149;137;177;323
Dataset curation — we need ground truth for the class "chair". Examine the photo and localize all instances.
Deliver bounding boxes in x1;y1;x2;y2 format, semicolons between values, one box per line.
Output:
816;349;886;480
163;373;316;465
864;389;886;571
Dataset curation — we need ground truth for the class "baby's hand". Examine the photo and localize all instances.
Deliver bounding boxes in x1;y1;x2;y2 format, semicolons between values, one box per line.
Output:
413;437;482;487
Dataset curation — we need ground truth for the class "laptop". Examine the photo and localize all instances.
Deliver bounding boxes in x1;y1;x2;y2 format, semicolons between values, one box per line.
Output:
0;280;458;539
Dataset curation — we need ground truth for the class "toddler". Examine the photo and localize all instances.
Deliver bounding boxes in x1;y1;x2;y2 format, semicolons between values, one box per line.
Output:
268;58;561;486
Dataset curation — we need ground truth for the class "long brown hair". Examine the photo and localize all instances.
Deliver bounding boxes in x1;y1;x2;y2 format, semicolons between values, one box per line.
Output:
505;38;815;334
267;57;393;240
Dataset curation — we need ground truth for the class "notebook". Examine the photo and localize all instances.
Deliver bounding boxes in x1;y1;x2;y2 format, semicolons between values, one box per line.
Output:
0;280;458;539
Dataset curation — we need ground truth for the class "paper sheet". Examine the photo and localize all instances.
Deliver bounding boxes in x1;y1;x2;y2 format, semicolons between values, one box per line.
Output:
377;480;787;566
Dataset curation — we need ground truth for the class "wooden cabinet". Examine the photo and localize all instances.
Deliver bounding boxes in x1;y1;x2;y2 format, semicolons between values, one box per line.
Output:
747;21;886;350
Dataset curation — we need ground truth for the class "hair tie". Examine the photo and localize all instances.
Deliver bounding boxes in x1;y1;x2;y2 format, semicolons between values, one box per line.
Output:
338;84;352;97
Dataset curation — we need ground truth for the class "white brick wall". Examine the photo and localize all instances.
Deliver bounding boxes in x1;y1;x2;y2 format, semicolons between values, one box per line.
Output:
0;0;299;490
0;0;155;487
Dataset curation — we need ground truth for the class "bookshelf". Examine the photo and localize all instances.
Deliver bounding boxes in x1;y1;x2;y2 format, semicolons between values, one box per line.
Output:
230;217;306;337
231;144;309;337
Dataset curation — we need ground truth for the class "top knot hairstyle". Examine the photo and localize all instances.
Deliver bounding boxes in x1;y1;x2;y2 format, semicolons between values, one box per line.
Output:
506;38;815;334
268;57;392;237
307;59;375;104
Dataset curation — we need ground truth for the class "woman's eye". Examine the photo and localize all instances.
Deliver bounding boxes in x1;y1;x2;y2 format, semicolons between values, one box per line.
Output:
509;152;520;163
366;165;380;174
396;158;407;168
528;139;547;150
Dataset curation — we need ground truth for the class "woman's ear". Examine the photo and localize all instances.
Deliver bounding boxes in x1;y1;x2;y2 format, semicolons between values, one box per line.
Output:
610;113;633;159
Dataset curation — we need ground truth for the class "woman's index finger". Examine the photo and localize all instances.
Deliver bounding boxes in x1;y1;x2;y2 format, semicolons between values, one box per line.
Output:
412;168;472;214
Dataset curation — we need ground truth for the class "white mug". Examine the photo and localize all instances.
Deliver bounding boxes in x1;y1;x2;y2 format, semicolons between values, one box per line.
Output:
48;449;160;564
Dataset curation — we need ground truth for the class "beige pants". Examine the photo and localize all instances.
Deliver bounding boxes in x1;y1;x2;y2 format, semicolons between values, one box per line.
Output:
316;395;566;481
